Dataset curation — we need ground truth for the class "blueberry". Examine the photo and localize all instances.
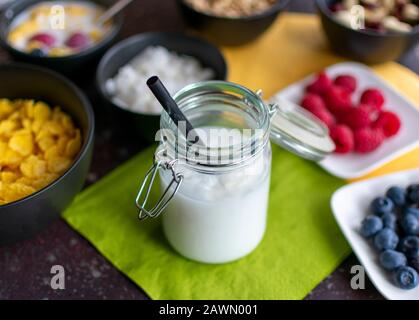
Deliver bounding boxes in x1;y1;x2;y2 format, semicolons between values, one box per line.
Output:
382;213;397;230
408;184;419;202
361;215;383;238
30;48;46;57
403;204;419;219
379;250;407;270
392;266;419;289
399;236;419;259
386;186;406;207
409;188;419;204
370;197;394;216
374;228;399;251
407;184;419;194
411;257;419;272
401;214;419;236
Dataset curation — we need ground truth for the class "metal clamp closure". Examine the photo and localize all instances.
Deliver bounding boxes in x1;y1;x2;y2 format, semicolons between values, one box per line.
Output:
135;152;183;220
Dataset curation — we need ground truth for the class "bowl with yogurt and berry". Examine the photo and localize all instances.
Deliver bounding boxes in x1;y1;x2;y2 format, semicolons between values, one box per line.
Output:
316;0;419;63
0;0;123;76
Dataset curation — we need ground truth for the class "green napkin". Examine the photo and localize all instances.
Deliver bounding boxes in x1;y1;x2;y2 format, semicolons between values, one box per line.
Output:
63;145;350;299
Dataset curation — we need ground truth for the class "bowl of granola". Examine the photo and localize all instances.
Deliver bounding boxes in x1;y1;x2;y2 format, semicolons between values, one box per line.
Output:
177;0;290;46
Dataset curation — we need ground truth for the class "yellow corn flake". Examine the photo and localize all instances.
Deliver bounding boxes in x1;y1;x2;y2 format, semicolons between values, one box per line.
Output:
0;99;82;205
0;119;18;136
44;120;64;136
31;119;45;134
0;99;14;119
44;145;61;160
49;47;73;57
2;182;36;203
9;131;34;156
26;40;44;52
22;118;32;130
35;127;51;142
21;100;35;119
30;173;58;189
20;155;46;178
66;130;82;158
38;136;55;152
1;171;19;183
9;20;39;37
66;5;88;16
47;157;72;174
56;135;69;153
0;141;7;157
1;148;23;168
33;101;51;122
89;29;103;42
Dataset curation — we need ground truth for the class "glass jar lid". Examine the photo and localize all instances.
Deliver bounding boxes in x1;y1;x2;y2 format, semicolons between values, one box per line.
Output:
269;96;335;161
161;81;334;164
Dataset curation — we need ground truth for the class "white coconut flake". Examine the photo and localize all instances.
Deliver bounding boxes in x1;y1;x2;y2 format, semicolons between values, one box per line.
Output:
106;46;215;114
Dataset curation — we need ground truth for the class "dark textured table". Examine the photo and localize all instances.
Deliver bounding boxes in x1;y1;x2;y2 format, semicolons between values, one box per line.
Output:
1;0;418;300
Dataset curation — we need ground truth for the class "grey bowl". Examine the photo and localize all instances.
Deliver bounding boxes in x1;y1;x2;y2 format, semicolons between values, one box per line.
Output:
316;0;419;63
0;63;94;245
0;0;123;78
177;0;290;46
96;32;228;142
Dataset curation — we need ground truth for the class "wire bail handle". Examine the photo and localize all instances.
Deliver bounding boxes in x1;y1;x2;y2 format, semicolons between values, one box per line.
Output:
135;149;183;220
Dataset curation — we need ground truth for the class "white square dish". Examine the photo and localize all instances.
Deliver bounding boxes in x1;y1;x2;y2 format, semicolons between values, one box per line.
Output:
271;62;419;179
331;168;419;300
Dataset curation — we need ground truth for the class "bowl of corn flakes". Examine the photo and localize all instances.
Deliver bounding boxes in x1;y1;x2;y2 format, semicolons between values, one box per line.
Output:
0;63;94;245
0;0;123;77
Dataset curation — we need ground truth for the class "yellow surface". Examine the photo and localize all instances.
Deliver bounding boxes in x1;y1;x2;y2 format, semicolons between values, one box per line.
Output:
221;13;419;182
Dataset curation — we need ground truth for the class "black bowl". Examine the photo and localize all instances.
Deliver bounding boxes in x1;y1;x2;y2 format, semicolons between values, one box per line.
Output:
96;32;227;142
0;63;94;245
0;0;123;77
177;0;290;46
316;0;419;63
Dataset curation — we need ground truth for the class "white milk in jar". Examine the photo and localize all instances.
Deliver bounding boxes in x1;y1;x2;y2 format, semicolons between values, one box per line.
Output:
135;81;335;264
160;127;271;264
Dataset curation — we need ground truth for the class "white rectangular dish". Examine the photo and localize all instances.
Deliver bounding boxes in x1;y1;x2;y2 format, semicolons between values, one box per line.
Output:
271;62;419;179
331;168;419;300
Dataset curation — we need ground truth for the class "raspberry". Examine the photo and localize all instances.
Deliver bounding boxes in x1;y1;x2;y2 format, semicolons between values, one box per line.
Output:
341;106;372;129
330;125;354;154
300;93;325;111
334;74;357;94
360;88;385;111
323;86;352;115
29;33;56;47
306;71;332;95
359;103;380;121
312;109;336;129
354;127;385;153
301;94;335;129
373;111;401;137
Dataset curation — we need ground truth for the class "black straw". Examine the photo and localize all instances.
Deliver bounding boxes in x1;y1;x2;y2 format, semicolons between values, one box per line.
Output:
147;76;199;143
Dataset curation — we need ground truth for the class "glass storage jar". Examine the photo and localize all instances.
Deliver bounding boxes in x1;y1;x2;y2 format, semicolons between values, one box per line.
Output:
136;81;334;264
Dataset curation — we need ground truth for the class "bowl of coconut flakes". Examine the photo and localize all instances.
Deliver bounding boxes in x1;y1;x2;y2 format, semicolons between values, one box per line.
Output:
96;32;227;142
